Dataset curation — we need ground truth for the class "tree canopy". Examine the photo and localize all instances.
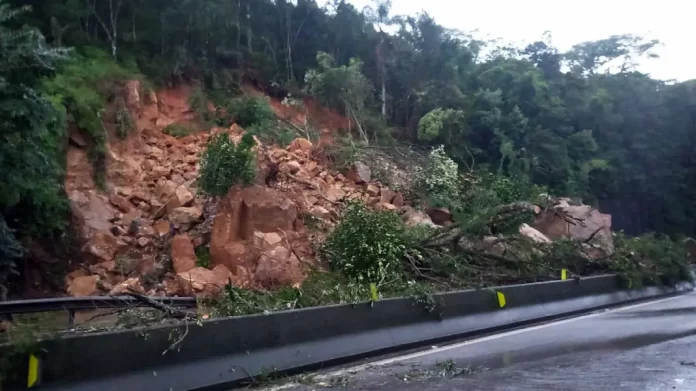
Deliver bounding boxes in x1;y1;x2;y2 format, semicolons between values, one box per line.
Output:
3;0;696;245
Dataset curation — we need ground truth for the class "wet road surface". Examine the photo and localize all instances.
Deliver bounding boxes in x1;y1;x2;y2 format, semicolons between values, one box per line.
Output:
263;292;696;390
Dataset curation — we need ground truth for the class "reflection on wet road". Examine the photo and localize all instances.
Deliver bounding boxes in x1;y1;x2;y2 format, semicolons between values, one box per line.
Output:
266;292;696;390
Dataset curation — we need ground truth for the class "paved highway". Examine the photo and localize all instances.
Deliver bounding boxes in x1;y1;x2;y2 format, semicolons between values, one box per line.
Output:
264;291;696;390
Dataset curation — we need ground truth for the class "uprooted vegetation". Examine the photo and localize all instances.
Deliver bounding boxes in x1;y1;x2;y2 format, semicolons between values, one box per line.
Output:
202;144;691;318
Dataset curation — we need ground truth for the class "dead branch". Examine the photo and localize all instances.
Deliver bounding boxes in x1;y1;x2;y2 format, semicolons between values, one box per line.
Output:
125;290;196;320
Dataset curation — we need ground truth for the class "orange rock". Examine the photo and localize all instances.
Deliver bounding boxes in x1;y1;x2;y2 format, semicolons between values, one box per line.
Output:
82;231;127;263
171;235;197;273
255;245;304;287
67;275;100;297
176;267;228;296
169;206;203;224
306;161;318;172
109;194;133;213
153;220;171;237
109;277;144;296
380;187;396;204
287;138;313;155
165;186;195;214
366;184;380;197
392;192;404;208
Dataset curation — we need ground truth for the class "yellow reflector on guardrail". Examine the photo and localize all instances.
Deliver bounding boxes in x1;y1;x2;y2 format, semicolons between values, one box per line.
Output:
497;292;506;308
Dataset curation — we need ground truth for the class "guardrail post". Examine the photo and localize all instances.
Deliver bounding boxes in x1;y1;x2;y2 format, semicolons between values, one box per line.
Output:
68;309;76;327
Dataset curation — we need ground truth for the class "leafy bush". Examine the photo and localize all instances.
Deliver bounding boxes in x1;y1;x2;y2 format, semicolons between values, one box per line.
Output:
43;46;136;183
415;146;460;208
226;95;275;128
418;108;467;143
610;233;692;286
323;202;407;282
198;133;256;197
247;123;298;147
163;123;195;138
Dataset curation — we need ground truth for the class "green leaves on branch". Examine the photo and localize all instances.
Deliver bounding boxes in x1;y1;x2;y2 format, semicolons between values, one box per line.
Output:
198;133;256;197
323;202;407;283
415;146;460;209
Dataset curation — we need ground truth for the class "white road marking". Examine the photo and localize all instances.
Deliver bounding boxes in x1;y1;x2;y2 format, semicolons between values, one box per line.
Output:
264;293;693;390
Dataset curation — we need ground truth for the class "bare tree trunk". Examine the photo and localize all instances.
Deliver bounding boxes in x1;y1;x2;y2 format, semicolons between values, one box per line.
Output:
246;2;252;54
87;0;123;58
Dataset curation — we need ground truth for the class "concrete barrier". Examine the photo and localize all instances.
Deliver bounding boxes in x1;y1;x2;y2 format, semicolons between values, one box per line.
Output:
3;275;692;390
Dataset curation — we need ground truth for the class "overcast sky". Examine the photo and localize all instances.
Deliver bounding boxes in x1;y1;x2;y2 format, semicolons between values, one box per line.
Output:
322;0;693;81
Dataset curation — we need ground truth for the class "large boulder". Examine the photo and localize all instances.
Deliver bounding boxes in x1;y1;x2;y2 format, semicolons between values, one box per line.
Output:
176;265;233;297
82;231;127;263
67;275;100;297
210;186;298;271
346;162;371;184
255;245;304;287
532;198;613;259
402;208;437;228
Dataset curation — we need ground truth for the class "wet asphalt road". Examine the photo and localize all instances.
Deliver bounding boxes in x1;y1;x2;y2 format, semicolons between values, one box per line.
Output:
265;291;696;391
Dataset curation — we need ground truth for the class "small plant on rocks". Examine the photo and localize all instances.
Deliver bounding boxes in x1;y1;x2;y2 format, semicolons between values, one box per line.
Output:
199;133;256;197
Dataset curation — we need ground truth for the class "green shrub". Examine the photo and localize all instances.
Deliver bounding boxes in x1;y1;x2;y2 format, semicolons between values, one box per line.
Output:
198;133;256;197
415;146;460;208
43;46;137;183
610;233;692;286
163;123;195;138
227;95;275;128
323;202;407;282
247;123;298;147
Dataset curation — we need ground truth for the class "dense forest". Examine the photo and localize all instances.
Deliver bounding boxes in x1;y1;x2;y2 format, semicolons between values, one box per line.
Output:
2;0;696;283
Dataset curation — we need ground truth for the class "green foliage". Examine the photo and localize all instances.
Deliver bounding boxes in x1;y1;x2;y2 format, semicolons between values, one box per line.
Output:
43;46;136;184
0;1;70;292
418;108;467;143
323;202;407;283
305;52;374;143
225;95;275;128
610;233;692;286
198;133;256;197
247;124;298;147
195;246;211;268
415;146;460;208
163;123;195;138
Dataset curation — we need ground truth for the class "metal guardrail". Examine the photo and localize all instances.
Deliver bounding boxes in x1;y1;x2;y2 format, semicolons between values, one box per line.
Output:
0;296;198;325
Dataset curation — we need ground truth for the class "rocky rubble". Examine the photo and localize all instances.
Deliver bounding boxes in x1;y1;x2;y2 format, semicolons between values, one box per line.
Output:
63;81;412;298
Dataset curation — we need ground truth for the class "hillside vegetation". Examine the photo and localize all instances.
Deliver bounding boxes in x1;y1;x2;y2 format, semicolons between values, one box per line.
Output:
0;0;694;301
